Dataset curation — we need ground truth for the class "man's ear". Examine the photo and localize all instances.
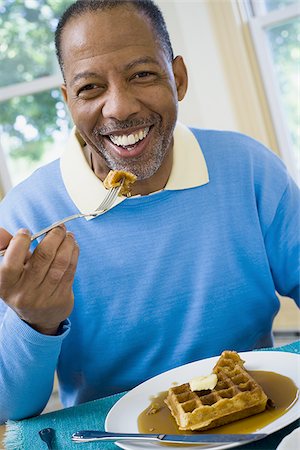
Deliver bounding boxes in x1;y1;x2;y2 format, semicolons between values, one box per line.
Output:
172;56;188;101
61;84;68;103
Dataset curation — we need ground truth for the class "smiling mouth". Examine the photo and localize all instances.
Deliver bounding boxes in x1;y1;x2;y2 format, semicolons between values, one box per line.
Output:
108;126;150;150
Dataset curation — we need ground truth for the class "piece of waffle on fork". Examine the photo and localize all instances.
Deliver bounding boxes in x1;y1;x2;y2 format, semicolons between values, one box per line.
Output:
165;350;268;431
103;170;137;197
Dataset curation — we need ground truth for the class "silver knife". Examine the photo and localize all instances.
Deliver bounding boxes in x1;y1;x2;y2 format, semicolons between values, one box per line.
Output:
71;430;268;444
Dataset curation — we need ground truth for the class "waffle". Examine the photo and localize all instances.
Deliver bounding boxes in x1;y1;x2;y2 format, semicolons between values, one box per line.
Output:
165;351;268;431
103;170;137;197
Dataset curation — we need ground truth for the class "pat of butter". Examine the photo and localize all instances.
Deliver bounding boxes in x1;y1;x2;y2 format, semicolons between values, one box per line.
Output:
189;373;218;391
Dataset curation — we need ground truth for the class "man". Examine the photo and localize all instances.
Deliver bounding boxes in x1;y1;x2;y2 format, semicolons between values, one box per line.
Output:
0;0;299;423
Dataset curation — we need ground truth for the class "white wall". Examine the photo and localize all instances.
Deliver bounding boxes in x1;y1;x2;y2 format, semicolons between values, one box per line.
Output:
158;0;239;131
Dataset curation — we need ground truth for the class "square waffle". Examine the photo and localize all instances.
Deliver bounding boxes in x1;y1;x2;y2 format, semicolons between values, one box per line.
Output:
165;350;268;431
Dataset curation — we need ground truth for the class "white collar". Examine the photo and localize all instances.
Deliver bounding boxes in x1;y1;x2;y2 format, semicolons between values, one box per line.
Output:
60;122;209;219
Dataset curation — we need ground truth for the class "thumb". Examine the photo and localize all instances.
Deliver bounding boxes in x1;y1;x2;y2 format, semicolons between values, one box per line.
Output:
0;228;13;250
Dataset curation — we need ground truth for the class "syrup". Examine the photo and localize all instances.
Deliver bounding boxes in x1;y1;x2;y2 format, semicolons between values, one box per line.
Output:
138;371;298;435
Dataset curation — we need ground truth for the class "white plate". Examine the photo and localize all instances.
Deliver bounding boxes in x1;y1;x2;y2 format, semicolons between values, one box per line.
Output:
105;351;300;450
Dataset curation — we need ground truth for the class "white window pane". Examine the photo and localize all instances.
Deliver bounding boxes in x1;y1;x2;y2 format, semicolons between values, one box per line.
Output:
251;0;299;15
266;18;299;169
264;0;299;12
0;0;72;87
0;89;72;186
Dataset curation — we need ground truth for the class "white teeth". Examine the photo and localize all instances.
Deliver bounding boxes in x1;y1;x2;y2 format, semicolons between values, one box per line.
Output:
128;134;135;145
109;126;150;147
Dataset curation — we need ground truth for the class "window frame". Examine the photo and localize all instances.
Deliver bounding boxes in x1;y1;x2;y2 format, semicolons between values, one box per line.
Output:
0;74;63;103
246;2;300;183
0;142;11;195
0;72;64;194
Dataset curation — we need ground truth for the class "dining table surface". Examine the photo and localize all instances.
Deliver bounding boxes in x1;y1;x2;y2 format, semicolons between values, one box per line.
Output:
0;411;299;450
0;340;299;450
0;424;5;449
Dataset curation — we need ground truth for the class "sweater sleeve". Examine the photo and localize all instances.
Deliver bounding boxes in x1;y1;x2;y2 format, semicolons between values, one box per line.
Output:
0;303;70;423
264;175;300;304
0;181;71;423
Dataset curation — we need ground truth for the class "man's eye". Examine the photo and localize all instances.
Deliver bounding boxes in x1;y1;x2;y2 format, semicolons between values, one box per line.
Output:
79;84;98;93
132;72;155;80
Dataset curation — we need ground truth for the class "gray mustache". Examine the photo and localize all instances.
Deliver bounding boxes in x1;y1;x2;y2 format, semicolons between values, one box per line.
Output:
93;116;158;136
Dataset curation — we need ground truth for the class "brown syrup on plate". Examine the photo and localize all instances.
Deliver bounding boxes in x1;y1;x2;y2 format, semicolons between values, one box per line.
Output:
138;371;298;436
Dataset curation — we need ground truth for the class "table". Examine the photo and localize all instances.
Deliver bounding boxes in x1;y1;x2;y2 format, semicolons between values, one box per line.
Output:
1;341;299;450
1;419;299;450
0;424;5;450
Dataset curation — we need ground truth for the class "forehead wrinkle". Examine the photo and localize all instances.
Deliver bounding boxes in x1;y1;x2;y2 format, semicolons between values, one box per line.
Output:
70;71;101;87
123;56;161;71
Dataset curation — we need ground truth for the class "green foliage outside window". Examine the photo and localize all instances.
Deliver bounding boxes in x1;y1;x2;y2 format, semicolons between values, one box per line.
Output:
0;0;72;184
0;0;299;185
264;0;298;12
267;19;300;159
2;90;70;161
0;0;72;86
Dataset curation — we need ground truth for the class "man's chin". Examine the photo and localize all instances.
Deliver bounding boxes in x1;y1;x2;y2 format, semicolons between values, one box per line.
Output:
103;153;162;181
107;165;158;181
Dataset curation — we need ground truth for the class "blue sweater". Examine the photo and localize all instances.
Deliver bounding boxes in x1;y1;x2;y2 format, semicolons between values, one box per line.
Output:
0;129;299;422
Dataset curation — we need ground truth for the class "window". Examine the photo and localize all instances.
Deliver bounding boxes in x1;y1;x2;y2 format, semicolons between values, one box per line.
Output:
0;0;73;192
244;0;300;183
1;1;299;191
1;89;71;187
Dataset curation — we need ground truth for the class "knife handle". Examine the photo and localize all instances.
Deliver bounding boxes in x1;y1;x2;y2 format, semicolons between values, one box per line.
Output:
72;431;162;442
71;430;267;444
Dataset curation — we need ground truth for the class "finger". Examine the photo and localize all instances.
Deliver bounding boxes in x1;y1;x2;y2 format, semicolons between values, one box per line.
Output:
1;228;31;272
0;227;13;250
27;240;79;333
25;225;67;283
52;239;79;297
42;232;77;295
0;229;32;295
24;249;32;264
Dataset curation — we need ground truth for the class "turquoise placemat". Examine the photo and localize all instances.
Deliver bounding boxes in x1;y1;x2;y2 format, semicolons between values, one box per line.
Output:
255;340;299;354
5;392;125;450
4;341;300;450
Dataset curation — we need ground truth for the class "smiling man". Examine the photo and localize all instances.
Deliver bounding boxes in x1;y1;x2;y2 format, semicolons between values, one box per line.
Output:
0;0;299;423
58;0;187;194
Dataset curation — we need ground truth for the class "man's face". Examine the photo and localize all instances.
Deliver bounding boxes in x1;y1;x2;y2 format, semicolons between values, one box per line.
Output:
61;6;187;181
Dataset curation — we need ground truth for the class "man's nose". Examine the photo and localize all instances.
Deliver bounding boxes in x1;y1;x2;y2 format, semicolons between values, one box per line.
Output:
101;85;141;121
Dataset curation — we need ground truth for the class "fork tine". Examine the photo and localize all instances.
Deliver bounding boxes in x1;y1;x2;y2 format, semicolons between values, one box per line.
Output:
106;186;121;206
96;180;124;211
97;187;118;211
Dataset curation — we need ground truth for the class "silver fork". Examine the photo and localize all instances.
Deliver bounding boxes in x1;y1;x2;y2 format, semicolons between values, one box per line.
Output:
0;182;123;257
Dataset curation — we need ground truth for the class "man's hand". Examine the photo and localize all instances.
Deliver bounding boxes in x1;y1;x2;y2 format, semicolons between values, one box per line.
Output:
0;228;13;251
0;226;79;335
